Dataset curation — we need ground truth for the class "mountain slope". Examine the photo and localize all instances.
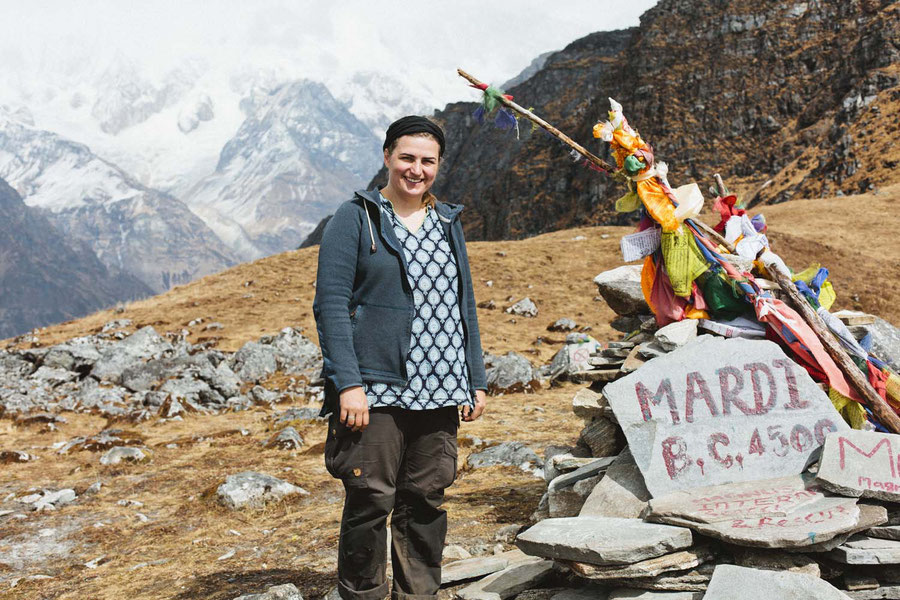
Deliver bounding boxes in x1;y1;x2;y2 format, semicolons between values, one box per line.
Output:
0;177;151;338
184;80;382;260
367;0;899;241
0;113;236;293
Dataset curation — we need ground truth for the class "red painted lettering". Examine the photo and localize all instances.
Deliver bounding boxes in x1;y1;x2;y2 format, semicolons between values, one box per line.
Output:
767;425;788;457
661;436;693;479
838;436;897;477
773;358;807;409
814;419;838;446
744;362;777;415
636;378;679;424
748;428;765;456
684;371;719;423
717;366;752;415
789;424;813;453
708;432;734;468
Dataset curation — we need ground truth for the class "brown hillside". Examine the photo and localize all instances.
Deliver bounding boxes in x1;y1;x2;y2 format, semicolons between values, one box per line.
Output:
2;186;899;600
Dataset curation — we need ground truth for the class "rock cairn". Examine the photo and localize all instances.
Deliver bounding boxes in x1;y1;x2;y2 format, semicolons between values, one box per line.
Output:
447;266;900;599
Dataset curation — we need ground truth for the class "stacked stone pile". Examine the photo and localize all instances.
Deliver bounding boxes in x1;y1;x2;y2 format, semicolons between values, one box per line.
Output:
0;322;323;422
446;267;900;599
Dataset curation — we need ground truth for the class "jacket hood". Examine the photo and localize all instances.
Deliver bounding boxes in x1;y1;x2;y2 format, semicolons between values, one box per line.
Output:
354;188;464;219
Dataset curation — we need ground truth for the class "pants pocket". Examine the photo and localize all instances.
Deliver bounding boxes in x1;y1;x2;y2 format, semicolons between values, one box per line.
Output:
436;436;458;490
325;417;369;487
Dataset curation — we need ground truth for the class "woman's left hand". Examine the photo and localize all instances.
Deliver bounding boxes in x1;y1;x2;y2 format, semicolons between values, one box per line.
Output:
462;390;487;422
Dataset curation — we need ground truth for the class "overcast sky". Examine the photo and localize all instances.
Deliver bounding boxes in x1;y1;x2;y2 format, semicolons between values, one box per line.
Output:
2;0;659;104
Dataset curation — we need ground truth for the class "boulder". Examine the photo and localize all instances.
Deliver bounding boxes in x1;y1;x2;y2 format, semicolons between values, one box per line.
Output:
230;342;278;382
548;318;578;332
265;427;304;450
703;565;851;599
100;446;149;466
485;353;539;395
580;448;650;519
41;337;102;372
91;327;172;384
516;517;693;566
233;583;304;600
467;442;543;478
593;266;649;316
216;471;309;510
604;337;849;497
506;298;538;317
262;327;322;375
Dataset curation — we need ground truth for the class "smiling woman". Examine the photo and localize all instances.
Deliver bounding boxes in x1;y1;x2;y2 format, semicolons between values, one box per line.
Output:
313;115;488;600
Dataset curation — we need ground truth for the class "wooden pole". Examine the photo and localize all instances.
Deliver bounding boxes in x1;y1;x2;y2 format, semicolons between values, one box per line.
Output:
457;69;616;173
710;174;900;433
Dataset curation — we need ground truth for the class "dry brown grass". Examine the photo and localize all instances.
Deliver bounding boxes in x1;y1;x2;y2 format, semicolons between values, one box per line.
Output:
2;185;900;599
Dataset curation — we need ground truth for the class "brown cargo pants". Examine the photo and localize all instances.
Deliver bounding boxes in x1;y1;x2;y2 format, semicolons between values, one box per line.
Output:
325;406;459;600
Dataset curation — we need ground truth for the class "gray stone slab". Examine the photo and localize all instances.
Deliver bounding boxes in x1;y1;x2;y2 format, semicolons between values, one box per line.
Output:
572;388;612;420
594;266;649;317
566;546;714;581
817;430;900;502
830;535;900;564
516;517;692;566
846;585;900;599
704;564;851;599
548;457;616;491
647;475;884;548
784;502;889;553
604;563;713;592
608;592;701;600
869;525;900;541
729;546;820;577
549;476;602;518
441;554;509;585
578;418;624;458
580;448;651;519
456;552;554;600
604;337;849;497
654;320;697;352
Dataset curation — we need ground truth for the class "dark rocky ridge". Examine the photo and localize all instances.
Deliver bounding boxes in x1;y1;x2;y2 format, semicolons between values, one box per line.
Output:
355;0;899;242
0;178;150;338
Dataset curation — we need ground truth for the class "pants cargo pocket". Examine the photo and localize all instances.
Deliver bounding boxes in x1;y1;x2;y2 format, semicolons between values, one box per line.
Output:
436;436;458;491
325;417;369;487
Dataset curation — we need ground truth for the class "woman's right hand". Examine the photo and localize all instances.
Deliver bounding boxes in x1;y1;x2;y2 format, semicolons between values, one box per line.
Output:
339;386;369;432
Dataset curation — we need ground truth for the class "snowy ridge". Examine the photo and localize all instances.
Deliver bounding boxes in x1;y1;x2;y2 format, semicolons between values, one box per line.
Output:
0;112;236;293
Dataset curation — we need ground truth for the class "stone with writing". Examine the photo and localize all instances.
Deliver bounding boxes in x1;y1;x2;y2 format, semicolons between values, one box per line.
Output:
817;430;900;503
647;474;886;549
603;337;849;497
515;516;692;566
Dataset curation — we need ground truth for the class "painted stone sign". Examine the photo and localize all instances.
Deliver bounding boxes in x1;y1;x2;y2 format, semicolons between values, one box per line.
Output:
604;337;850;497
817;430;900;502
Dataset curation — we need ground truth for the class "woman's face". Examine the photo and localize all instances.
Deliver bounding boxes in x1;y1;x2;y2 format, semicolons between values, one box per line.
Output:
383;135;441;199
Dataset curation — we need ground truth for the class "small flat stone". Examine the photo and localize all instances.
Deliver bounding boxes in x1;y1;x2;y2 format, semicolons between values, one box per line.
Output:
829;535;900;564
571;388;614;421
566;546;714;581
653;320;697;352
232;583;303;600
216;471;309;510
817;430;900;502
844;575;880;591
580;448;651;519
569;368;622;384
703;565;852;599
443;544;473;561
441;554;509;585
549;475;601;518
729;547;820;577
516;517;692;566
868;525;900;541
100;446;148;466
845;585;900;599
619;347;645;374
548;457;615;491
456;551;554;600
605;563;713;591
608;592;701;600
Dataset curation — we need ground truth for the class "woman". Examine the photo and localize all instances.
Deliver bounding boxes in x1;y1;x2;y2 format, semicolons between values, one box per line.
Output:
314;115;488;600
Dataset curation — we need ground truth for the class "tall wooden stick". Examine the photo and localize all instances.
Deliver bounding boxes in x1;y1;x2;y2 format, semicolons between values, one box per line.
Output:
711;175;900;433
457;69;615;173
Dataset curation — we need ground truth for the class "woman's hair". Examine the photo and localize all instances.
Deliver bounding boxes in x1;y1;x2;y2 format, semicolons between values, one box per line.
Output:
384;131;442;158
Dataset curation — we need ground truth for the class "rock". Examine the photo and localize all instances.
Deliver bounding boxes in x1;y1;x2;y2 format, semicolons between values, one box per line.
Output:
101;319;133;332
817;430;900;502
549;475;602;518
443;544;473;561
265;427;304;450
729;547;820;577
578;417;624;458
566;545;715;581
653;320;697;352
216;471;309;510
610;315;645;334
548;457;616;491
619;347;646;374
580;448;651;519
262;327;322;375
495;524;523;543
92;327;172;383
442;554;510;585
604;337;849;497
516;517;692;566
485;353;539;394
594;266;649;316
550;588;608;600
868;525;900;541
467;442;543;478
703;564;851;599
230;342;278;382
855;317;900;372
233;583;304;600
100;446;148;465
456;551;554;600
548;318;578;332
647;475;885;549
250;385;280;405
41;337;102;372
19;488;76;511
0;450;37;463
548;337;604;382
829;535;900;564
274;407;322;424
30;366;77;385
607;592;701;600
506;298;538;318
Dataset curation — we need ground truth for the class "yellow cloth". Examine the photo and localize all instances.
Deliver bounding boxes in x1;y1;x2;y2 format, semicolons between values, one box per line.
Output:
660;227;710;298
829;386;869;429
636;179;679;232
886;372;900;410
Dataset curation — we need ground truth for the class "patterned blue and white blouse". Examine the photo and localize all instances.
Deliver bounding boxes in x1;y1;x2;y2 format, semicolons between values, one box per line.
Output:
364;194;474;410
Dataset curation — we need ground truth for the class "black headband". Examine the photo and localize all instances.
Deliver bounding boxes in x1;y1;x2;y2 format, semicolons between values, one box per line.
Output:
383;116;445;157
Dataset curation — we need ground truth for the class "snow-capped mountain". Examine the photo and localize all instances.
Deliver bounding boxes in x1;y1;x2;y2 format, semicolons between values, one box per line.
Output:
335;71;434;138
0;111;236;293
183;80;383;261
